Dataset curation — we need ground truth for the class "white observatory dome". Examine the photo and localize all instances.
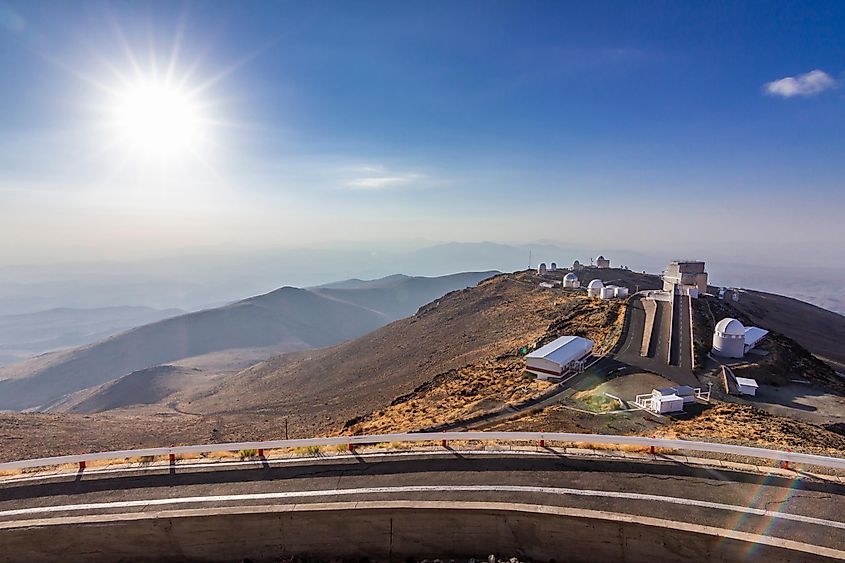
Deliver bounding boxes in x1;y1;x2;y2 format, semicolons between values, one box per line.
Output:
715;318;745;336
563;272;580;288
587;278;604;297
712;317;746;358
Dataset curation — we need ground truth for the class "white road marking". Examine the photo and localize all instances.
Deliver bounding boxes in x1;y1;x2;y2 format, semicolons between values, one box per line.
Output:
0;484;841;530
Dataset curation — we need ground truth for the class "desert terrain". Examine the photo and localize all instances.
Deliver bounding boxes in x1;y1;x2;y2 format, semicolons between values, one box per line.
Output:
1;267;844;463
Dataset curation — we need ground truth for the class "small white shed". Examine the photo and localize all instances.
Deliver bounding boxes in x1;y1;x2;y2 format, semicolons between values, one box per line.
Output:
651;391;684;414
735;377;759;396
599;286;615;299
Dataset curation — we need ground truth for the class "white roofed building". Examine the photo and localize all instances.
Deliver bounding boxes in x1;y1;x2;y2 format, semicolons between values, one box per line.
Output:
712;318;768;359
596;256;610;269
663;260;708;297
525;335;594;380
735;377;759;396
649;389;685;413
599;286;615;299
712;318;746;358
563;272;580;288
744;327;769;353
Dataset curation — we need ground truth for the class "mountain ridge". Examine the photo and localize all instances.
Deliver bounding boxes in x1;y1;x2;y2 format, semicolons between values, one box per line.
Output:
0;271;497;411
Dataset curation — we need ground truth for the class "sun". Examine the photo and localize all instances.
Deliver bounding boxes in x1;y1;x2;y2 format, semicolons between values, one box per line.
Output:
108;77;207;159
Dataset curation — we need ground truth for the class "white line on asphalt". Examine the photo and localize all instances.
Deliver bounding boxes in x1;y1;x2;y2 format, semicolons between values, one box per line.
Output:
0;484;841;530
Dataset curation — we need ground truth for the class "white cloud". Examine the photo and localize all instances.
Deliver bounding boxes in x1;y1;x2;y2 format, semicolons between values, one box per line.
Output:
344;166;423;190
764;69;837;98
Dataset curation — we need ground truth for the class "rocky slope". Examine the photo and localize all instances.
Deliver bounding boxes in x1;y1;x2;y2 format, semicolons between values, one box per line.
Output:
0;272;495;411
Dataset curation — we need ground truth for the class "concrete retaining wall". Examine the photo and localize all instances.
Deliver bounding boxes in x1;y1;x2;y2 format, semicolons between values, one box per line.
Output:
640;298;657;357
1;501;839;563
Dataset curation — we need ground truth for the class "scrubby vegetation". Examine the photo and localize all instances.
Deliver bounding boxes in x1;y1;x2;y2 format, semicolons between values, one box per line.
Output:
344;272;629;435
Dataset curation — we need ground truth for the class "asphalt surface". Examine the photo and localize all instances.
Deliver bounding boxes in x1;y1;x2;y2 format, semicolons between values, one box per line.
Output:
615;296;647;361
616;295;698;386
1;451;844;553
678;294;694;373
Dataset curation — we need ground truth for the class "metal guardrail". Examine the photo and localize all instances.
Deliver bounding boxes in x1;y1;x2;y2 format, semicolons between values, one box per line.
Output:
1;432;844;472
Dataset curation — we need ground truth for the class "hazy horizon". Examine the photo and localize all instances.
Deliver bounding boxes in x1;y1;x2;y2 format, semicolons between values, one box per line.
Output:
1;240;843;318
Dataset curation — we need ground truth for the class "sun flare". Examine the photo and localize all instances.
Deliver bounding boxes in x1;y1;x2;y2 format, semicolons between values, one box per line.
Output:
108;78;207;158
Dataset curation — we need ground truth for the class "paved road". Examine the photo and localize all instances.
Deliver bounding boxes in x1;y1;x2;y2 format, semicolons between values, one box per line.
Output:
616;295;698;386
678;294;693;372
652;299;672;362
615;296;647;360
1;451;843;554
670;292;682;366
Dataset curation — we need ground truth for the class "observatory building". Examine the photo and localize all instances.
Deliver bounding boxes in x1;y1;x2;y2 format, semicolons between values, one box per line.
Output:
712;318;769;358
525;335;594;380
663;260;708;297
572;260;583;271
563;272;580;288
599;286;629;299
587;278;627;299
596;256;611;269
587;279;604;298
537;262;547;275
549;262;557;271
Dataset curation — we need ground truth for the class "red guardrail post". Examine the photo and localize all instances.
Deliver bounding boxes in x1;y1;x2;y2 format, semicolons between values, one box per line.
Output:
78;460;86;470
441;439;447;447
258;448;265;457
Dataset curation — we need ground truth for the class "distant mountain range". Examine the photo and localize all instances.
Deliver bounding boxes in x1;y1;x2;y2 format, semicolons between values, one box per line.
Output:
0;271;497;411
0;306;183;367
3;242;844;315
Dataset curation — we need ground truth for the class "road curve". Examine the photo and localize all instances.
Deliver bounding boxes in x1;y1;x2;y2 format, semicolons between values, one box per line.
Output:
1;450;843;561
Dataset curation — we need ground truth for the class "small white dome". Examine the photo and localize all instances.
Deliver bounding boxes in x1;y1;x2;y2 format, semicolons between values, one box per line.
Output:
715;317;745;336
564;273;578;282
587;279;604;290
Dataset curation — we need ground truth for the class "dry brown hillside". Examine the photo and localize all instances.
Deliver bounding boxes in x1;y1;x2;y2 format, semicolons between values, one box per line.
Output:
656;402;845;455
0;272;495;412
187;272;626;437
732;289;845;372
3;269;843;463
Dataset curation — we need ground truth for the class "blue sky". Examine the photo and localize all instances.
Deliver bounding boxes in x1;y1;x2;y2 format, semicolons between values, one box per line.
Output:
1;1;844;264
